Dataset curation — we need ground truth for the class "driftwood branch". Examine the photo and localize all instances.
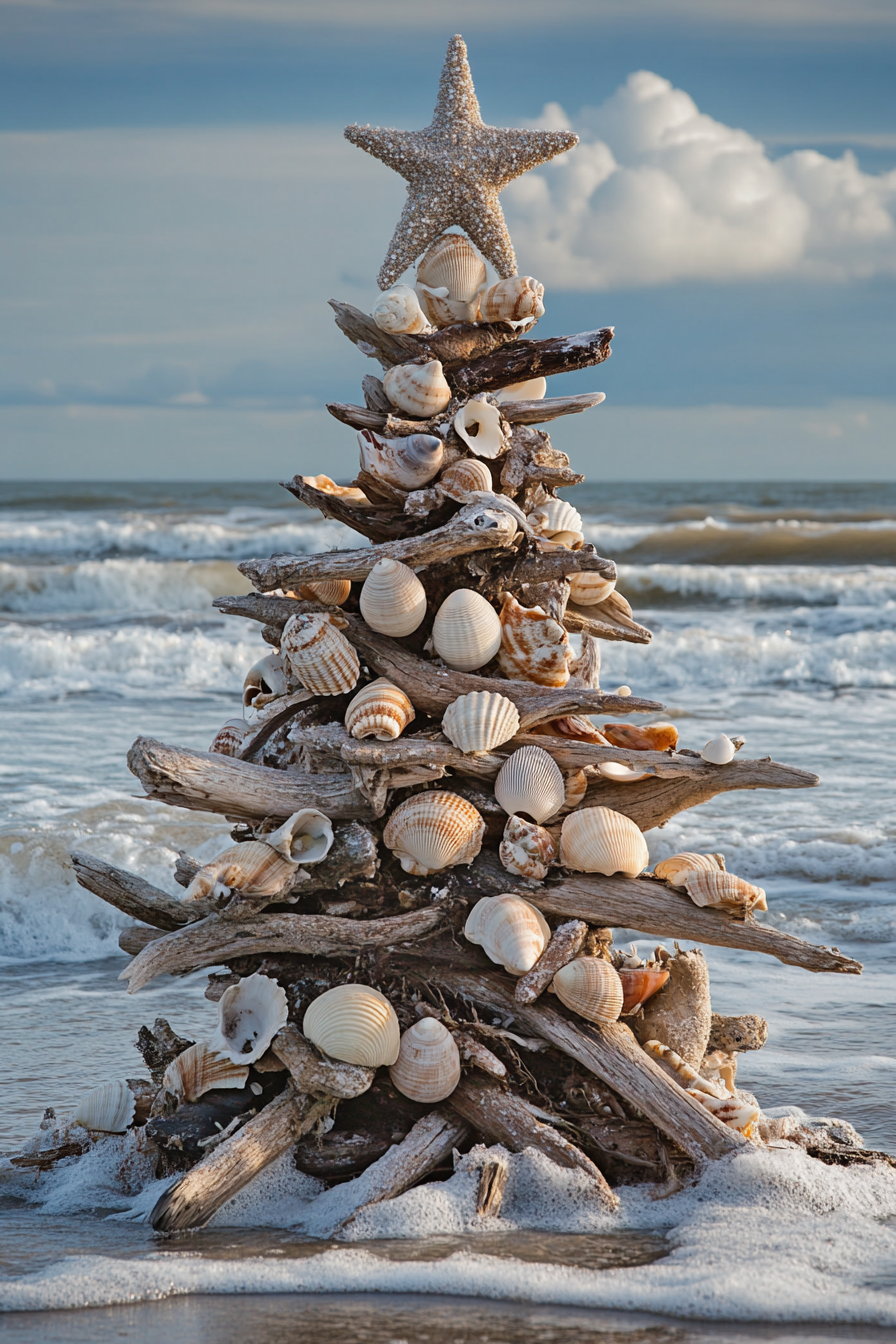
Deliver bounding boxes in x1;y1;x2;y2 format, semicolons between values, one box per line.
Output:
280;474;453;545
453;328;614;397
514;920;588;1004
328;299;518;371
326;392;607;434
70;851;195;931
172;822;379;897
271;1025;375;1099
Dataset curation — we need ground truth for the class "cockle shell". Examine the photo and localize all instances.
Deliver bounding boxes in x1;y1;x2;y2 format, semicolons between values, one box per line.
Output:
243;653;289;710
71;1080;135;1133
499;814;557;881
493;377;547;403
382;361;452;417
602;723;679;752
598;761;653;783
497;593;573;687
389;1018;461;1102
281;613;359;695
618;968;669;1014
359;558;427;636
560;807;649;877
210;972;288;1065
383;791;485;876
684;870;767;914
372;284;430;334
643;1040;728;1098
701;733;737;765
358;429;444;490
302;983;400;1068
527;499;583;539
550;957;624;1025
345;678;415;741
494;745;566;824
441;690;520;754
432;589;502;671
184;840;298;903
464;893;551;976
438;458;493;500
687;1089;759;1135
416;234;487;326
479;276;545;324
566;572;617;606
453;397;508;459
654;852;726;889
209;718;251;757
161;1041;250;1102
297;579;352;606
266;808;334;865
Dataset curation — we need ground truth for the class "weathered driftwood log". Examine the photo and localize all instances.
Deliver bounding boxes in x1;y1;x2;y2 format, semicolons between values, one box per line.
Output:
70;851;195;931
708;1014;769;1052
326;392;607;434
563;604;652;645
453;328;614;397
476;1155;510;1216
328;299;518;371
280;474;453;545
514;920;588;1004
631;949;712;1068
119;925;164;955
271;1025;375;1099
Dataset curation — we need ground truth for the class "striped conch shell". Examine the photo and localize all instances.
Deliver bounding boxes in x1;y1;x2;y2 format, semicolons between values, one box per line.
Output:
183;840;299;903
684;870;767;914
161;1041;250;1102
602;723;679;752
642;1040;728;1098
209;718;251;757
358;429;444;490
243;652;289;710
383;791;484;876
527;499;583;539
493;377;547;403
432;589;502;671
281;612;359;695
497;593;573;687
72;1080;135;1134
464;894;551;976
453;396;509;459
438;458;493;500
303;983;400;1068
479;276;545;324
345;678;415;742
654;852;726;889
499;814;557;882
550;957;623;1025
372;283;429;334
296;579;352;606
494;745;566;824
560;806;649;877
210;972;288;1065
618;967;669;1014
389;1018;461;1103
382;361;452;417
566;572;617;606
441;689;519;754
687;1089;760;1136
359;558;427;636
701;733;738;765
416;234;487;326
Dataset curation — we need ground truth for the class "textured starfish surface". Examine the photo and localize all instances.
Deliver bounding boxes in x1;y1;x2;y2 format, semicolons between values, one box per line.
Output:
345;35;579;290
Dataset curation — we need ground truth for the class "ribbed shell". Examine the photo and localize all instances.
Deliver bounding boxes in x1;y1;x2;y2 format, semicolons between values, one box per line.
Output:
464;894;551;976
494;745;566;824
382;361;452;417
302;983;400;1068
372;284;429;334
684;870;766;912
209;719;251;756
643;1040;727;1097
184;841;298;902
210;972;289;1065
358;429;444;490
701;733;737;765
72;1080;135;1133
479;276;545;323
359;558;427;636
493;376;547;403
654;852;726;888
618;968;669;1015
527;499;583;538
441;690;520;754
298;579;352;606
161;1041;250;1102
597;761;653;783
438;458;493;500
566;572;617;606
602;723;679;752
551;957;623;1025
497;594;573;687
243;653;289;709
389;1018;461;1102
281;613;360;695
431;589;502;672
345;678;415;741
417;234;487;304
453;398;508;460
383;791;485;876
560;806;649;877
499;814;557;882
265;808;334;865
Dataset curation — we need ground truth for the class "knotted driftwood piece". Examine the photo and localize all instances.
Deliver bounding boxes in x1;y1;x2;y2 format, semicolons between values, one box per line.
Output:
70;851;196;931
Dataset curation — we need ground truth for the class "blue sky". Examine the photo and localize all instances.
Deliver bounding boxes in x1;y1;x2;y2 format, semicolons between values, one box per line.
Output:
1;0;894;480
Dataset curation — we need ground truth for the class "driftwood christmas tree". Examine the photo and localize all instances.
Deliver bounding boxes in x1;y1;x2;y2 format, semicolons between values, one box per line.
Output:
43;35;886;1232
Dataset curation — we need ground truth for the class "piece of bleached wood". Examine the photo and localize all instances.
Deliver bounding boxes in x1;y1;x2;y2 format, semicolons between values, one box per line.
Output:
326;392;607;434
271;1025;375;1099
476;1155;510;1217
119;925;164;955
514;920;589;1004
453;328;615;397
70;851;197;930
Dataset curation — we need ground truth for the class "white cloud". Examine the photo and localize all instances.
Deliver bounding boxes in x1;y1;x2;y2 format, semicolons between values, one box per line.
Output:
505;71;896;288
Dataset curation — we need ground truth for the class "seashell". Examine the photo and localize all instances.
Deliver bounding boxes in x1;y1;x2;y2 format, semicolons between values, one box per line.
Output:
184;840;298;903
616;685;632;697
464;893;551;976
684;870;766;914
550;530;584;548
499;814;557;882
266;808;334;865
345;678;415;742
441;689;519;754
438;458;493;500
497;593;573;687
702;1049;738;1094
493;376;547;403
494;745;565;824
550;957;623;1025
372;284;429;334
563;768;590;810
358;429;444;490
209;718;251;757
210;972;288;1065
643;1040;728;1098
71;1080;135;1134
687;1090;760;1135
389;1018;461;1102
302;474;367;502
453;397;508;460
382;361;452;417
431;589;502;671
533;716;608;746
560;806;649;877
161;1041;250;1102
416;234;487;326
479;276;545;324
243;653;289;710
598;761;653;783
654;852;726;889
297;579;352;606
359;558;427;636
618;968;669;1014
302;983;400;1068
383;791;484;876
601;723;679;752
701;733;737;765
526;499;583;539
566;572;617;606
281;613;359;695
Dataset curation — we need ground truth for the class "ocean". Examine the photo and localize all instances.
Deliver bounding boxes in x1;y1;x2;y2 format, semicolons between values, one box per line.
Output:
1;478;895;1337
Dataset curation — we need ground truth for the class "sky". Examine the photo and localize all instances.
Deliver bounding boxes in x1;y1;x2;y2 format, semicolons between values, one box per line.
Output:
0;0;894;482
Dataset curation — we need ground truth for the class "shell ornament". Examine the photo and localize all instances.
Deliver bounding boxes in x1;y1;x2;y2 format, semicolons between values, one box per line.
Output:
453;397;509;459
494;744;566;824
297;578;353;606
441;689;520;754
359;558;427;637
209;719;251;757
601;723;679;752
389;1018;461;1102
497;593;573;687
71;1080;135;1134
478;275;545;324
243;653;289;711
161;1041;250;1103
416;233;487;326
499;814;557;882
358;429;444;490
653;852;726;889
438;458;493;500
382;361;452;417
431;589;502;671
566;572;617;606
383;791;485;876
550;957;624;1025
372;284;430;334
210;973;288;1065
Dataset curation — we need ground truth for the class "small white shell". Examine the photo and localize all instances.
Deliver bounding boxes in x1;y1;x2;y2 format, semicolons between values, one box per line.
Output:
358;429;444;490
494;745;566;824
210;973;289;1065
550;957;624;1025
372;284;429;334
297;579;353;606
359;558;427;636
598;762;653;783
389;1018;461;1102
431;589;502;671
499;814;557;882
281;613;360;695
566;572;617;606
209;719;251;756
72;1080;135;1134
560;807;649;877
383;791;485;876
243;653;289;710
478;276;545;324
464;894;551;976
617;686;632;697
438;458;493;500
453;397;508;460
493;377;547;403
654;852;726;888
701;734;737;765
383;361;452;417
303;983;400;1068
345;678;415;741
265;808;334;866
441;690;520;754
527;499;583;539
161;1041;250;1103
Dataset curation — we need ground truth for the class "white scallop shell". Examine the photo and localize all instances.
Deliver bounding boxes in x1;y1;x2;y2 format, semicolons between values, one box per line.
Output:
383;361;452;417
210;972;289;1065
372;284;429;334
431;589;502;671
493;377;547;403
494;745;566;824
302;983;400;1068
243;653;289;710
499;814;557;882
453;397;508;459
161;1041;250;1103
297;579;353;606
359;558;427;636
441;690;520;754
566;572;617;606
72;1080;135;1134
464;893;551;976
701;733;737;765
478;276;545;324
416;234;487;325
281;613;359;695
345;678;415;741
559;806;649;877
653;852;726;888
266;808;334;865
383;791;485;876
550;957;623;1025
209;719;251;756
358;429;444;490
389;1018;461;1102
598;762;653;783
527;499;583;538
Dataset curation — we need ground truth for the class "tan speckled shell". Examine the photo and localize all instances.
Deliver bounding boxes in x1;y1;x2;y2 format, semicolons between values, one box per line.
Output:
72;1080;135;1134
441;690;520;754
560;806;649;877
184;840;298;902
162;1041;250;1103
684;870;766;913
209;719;251;756
438;458;493;500
527;499;583;538
243;653;289;709
499;814;557;882
303;983;400;1068
432;589;502;672
358;429;444;490
211;972;288;1065
464;893;551;976
389;1018;461;1102
297;579;352;606
479;276;545;324
497;593;573;687
551;957;623;1025
281;613;359;695
345;678;415;742
566;572;617;606
359;558;427;637
372;284;429;335
494;745;566;824
383;361;452;417
493;377;547;403
453;397;508;460
654;852;726;889
383;791;484;876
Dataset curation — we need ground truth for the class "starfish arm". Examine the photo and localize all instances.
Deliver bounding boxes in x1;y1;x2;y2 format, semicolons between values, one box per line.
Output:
431;34;482;131
377;190;452;290
476;128;580;188
344;125;428;180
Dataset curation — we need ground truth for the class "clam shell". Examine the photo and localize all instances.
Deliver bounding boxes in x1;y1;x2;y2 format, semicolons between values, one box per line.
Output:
265;808;334;865
527;499;583;538
598;761;653;783
497;593;573;687
297;579;352;606
184;840;298;902
464;893;551;976
551;958;623;1025
359;558;427;637
618;968;669;1014
416;234;487;321
345;678;415;742
71;1080;135;1133
566;572;617;606
281;613;360;695
383;790;485;876
479;276;545;324
162;1041;250;1102
493;377;547;403
432;589;502;671
701;733;737;765
382;361;452;417
560;806;649;877
494;745;565;824
653;852;726;888
441;690;520;754
210;972;288;1065
209;719;251;757
453;397;508;460
243;653;289;710
372;284;429;334
684;870;766;913
499;814;557;882
438;458;493;500
302;983;400;1068
602;723;679;752
358;429;444;490
389;1018;461;1102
